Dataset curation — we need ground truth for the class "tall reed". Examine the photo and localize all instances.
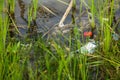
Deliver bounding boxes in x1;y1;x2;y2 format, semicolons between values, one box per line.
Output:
28;0;38;28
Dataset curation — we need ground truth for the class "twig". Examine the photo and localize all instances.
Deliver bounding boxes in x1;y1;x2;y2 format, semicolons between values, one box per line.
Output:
58;0;73;27
57;0;69;5
41;4;58;17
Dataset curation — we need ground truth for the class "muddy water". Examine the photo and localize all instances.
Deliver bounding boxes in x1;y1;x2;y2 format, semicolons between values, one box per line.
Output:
15;0;120;37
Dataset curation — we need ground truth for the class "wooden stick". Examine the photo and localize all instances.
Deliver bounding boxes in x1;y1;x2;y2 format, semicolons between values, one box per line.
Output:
58;0;73;27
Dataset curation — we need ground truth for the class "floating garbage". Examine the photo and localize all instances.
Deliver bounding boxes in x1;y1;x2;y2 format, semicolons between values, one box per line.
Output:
81;40;97;54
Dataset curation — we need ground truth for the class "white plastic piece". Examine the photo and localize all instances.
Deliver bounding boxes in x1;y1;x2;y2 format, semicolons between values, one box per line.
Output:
81;41;97;54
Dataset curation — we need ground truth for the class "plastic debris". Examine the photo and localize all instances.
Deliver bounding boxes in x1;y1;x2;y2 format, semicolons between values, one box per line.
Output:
81;40;97;54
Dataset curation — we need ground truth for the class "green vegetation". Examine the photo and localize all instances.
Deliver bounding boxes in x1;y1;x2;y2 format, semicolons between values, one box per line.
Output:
0;0;120;80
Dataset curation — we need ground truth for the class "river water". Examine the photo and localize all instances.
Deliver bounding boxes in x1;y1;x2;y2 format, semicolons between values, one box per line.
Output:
15;0;120;37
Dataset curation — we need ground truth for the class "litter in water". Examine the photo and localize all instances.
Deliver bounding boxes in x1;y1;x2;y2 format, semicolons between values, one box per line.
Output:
81;39;97;54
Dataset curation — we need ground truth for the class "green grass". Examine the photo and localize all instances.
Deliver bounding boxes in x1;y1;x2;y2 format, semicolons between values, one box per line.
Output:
0;0;120;80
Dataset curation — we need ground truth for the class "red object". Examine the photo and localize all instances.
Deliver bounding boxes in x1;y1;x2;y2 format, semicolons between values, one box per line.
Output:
84;31;92;37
